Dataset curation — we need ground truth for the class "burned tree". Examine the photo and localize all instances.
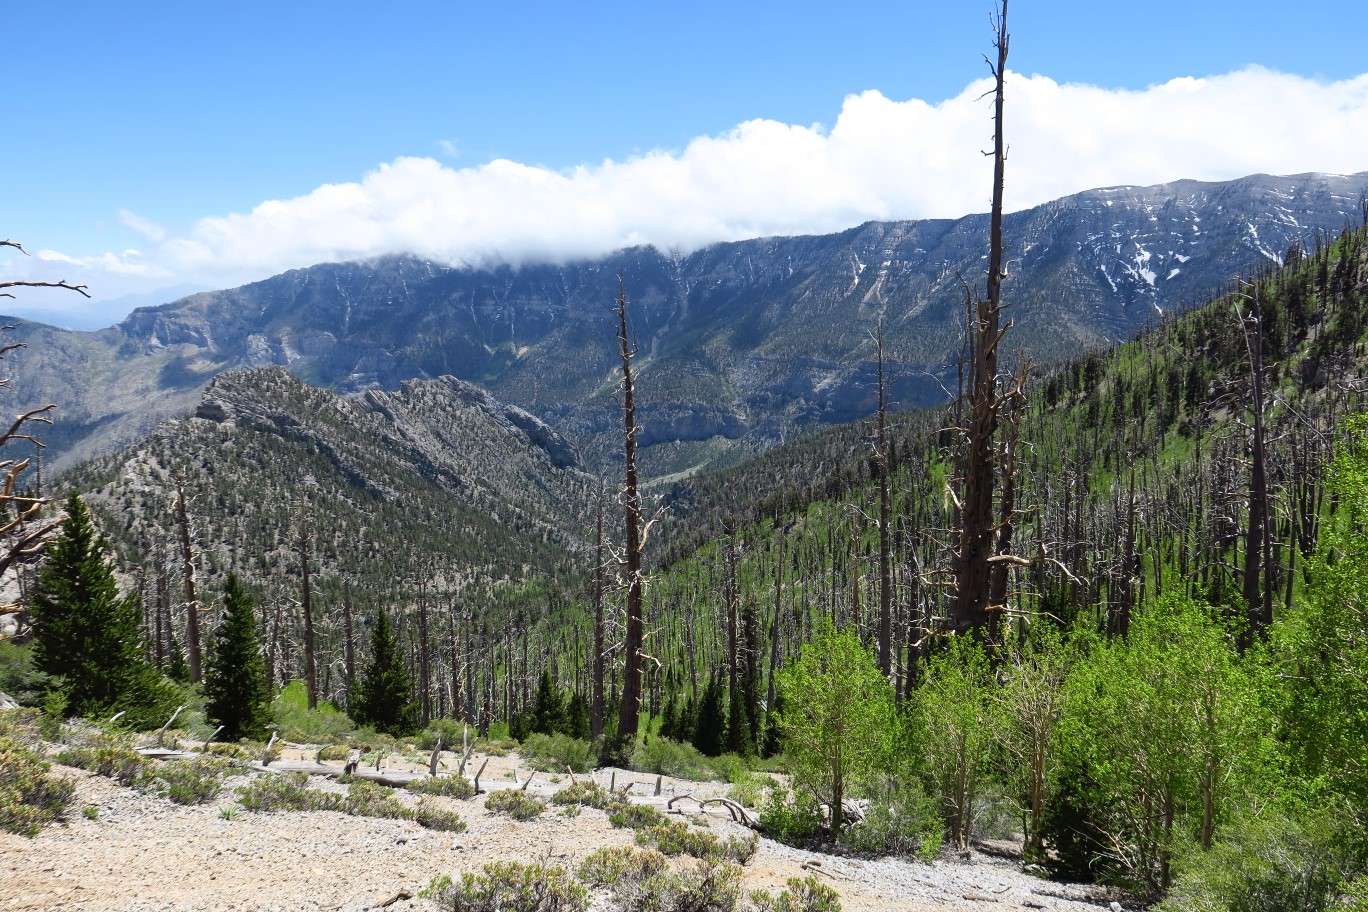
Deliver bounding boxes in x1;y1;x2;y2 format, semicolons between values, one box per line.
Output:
615;276;648;742
951;0;1013;645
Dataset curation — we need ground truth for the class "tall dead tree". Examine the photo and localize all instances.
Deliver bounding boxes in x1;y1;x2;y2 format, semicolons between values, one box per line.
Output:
951;0;1012;646
172;468;203;683
591;482;607;740
615;277;647;742
296;503;317;709
874;322;893;675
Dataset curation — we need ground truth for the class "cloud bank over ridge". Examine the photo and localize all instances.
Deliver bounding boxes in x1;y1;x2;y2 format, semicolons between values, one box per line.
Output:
12;67;1368;325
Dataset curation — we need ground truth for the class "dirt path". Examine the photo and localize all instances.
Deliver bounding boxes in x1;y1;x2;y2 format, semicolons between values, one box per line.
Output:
0;748;1113;912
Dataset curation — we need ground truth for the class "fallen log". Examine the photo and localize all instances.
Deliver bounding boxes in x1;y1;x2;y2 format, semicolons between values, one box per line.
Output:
250;759;427;787
666;794;763;829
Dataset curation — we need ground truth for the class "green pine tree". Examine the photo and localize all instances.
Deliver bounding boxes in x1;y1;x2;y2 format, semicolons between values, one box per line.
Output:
350;605;418;737
203;573;271;741
527;668;567;736
29;492;175;728
691;670;726;757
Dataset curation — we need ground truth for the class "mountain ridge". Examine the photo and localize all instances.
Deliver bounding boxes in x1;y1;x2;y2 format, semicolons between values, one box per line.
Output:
10;170;1368;478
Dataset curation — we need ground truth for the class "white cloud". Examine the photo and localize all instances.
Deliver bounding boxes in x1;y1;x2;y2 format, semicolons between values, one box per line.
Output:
118;209;167;243
46;67;1368;298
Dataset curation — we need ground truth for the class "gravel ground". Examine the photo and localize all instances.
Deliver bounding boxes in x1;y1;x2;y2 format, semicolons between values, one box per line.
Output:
0;747;1118;912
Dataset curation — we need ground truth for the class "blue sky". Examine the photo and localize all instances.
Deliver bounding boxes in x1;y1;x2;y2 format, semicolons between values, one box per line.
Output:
5;1;1367;327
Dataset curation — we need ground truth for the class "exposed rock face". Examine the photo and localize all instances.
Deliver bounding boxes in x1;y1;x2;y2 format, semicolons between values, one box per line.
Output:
9;171;1367;476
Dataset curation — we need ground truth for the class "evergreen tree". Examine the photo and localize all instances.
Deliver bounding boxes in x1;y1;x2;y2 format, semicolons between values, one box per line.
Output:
350;605;419;737
691;671;726;757
527;667;567;736
203;573;271;741
29;492;174;727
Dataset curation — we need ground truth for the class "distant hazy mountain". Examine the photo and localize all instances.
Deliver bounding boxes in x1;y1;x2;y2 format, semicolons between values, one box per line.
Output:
7;171;1366;478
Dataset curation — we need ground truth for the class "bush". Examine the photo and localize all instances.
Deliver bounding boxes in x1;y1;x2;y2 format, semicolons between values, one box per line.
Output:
749;876;843;912
416;718;472;752
610;857;743;912
238;772;332;813
484;788;546;821
520;732;596;773
758;787;824;847
139;758;233;805
0;738;75;836
413;799;467;832
342;779;408;819
272;681;354;742
630;737;716;781
409;775;477;800
55;733;145;786
551;780;614;809
636;819;758;864
608;802;666;830
577;845;669;886
423;861;587;912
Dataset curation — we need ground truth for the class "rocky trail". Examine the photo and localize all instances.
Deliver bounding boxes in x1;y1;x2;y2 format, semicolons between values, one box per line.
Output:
0;744;1120;912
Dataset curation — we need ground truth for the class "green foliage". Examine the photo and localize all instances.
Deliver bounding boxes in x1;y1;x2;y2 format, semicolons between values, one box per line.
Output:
424;861;587;912
1162;804;1360;912
1052;597;1267;894
911;636;1000;851
757;786;824;847
408;774;477;800
138;757;233;805
349;605;419;738
519;732;596;773
204;573;271;742
749;877;843;912
237;772;323;813
0;641;60;709
776;623;894;836
484;788;546;820
550;780;614;809
29;493;178;729
55;732;146;785
1283;414;1368;812
415;717;471;751
271;681;354;742
691;672;727;757
606;857;743;912
608;801;667;830
631;736;717;781
577;845;669;886
636;819;758;864
0;737;75;836
413;799;467;832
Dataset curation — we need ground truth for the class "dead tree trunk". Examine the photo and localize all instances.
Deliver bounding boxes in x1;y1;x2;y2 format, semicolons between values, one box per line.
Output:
173;471;202;683
615;277;647;743
591;484;606;740
951;0;1011;647
297;507;317;709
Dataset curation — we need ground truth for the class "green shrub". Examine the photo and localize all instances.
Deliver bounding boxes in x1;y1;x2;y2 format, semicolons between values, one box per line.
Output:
520;732;596;773
610;857;742;912
342;779;408;819
272;681;354;742
636;819;758;864
415;718;471;752
840;781;942;860
0;738;75;836
413;799;466;832
551;780;615;809
608;801;666;830
237;772;334;813
409;774;477;800
749;876;843;912
139;758;233;805
577;845;669;886
630;737;716;781
484;788;546;821
423;861;587;912
0;708;43;749
758;787;824;847
55;733;145;785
